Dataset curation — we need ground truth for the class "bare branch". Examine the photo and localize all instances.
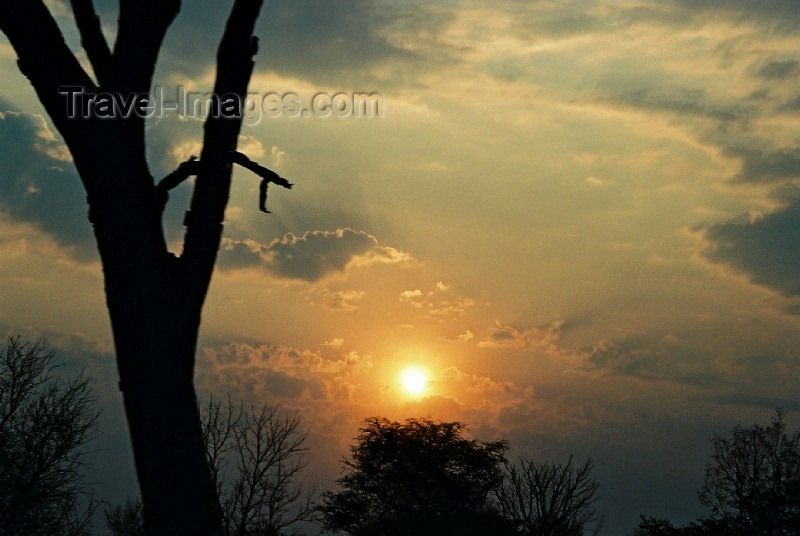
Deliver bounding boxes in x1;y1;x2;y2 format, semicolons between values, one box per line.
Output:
0;0;96;143
0;337;98;534
156;156;200;197
200;398;313;535
158;152;291;214
230;151;293;189
180;0;264;295
229;151;293;214
69;0;113;86
496;455;600;535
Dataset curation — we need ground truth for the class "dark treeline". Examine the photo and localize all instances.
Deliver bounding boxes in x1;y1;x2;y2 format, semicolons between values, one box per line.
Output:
3;337;800;535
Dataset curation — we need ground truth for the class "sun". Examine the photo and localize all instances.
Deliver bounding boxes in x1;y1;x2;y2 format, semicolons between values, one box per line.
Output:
400;367;428;396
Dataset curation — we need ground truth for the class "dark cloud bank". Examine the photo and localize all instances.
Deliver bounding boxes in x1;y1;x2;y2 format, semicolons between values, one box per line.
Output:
701;204;800;297
0;108;95;258
218;228;409;281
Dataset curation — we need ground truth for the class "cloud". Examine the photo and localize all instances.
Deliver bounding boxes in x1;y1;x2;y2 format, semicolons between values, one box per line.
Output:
757;60;799;79
198;342;376;408
399;289;423;305
0;109;96;259
585;335;732;388
725;146;800;183
323;338;344;349
398;283;474;319
427;299;475;319
700;203;800;296
672;1;800;30
587;340;666;379
37;0;456;92
303;288;365;311
139;0;444;87
478;321;563;352
441;365;529;400
217;238;264;270
217;228;411;281
205;342;373;378
265;229;410;281
389;364;544;437
445;330;474;343
612;85;751;122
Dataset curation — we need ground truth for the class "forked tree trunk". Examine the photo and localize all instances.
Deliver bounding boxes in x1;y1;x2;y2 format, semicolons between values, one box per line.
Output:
0;1;265;533
92;173;222;531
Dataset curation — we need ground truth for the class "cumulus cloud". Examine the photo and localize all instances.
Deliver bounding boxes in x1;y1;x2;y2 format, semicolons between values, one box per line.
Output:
217;237;263;270
303;288;365;311
399;289;423;307
478;320;564;353
217;228;412;281
200;342;375;406
700;203;800;296
201;340;549;445
441;366;526;399
429;299;475;319
394;365;560;442
265;229;410;281
398;282;474;319
170;140;204;166
445;330;474;343
0;109;96;259
236;134;265;159
323;338;344;349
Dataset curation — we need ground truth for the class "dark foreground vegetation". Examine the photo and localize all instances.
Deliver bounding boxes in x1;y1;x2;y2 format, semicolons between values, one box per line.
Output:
3;337;799;535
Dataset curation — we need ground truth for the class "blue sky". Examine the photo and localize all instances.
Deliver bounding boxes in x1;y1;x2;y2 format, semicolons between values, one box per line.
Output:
2;1;800;532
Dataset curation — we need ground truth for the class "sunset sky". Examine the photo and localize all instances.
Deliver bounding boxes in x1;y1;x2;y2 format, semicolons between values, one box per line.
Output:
3;1;800;533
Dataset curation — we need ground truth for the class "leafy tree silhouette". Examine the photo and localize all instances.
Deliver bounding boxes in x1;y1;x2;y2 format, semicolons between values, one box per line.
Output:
319;417;513;536
0;1;286;533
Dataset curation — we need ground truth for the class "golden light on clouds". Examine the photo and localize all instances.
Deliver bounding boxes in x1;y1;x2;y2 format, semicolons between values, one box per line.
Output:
400;366;428;397
4;2;800;534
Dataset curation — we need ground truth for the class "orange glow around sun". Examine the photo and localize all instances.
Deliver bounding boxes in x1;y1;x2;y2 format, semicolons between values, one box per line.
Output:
400;367;428;396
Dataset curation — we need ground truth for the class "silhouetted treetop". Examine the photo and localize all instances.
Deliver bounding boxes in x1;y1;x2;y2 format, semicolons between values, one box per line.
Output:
320;417;512;536
0;337;98;535
497;454;602;536
700;409;800;534
636;409;800;535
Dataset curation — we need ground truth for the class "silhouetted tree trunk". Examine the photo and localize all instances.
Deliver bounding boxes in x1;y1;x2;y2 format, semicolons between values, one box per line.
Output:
0;1;264;534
